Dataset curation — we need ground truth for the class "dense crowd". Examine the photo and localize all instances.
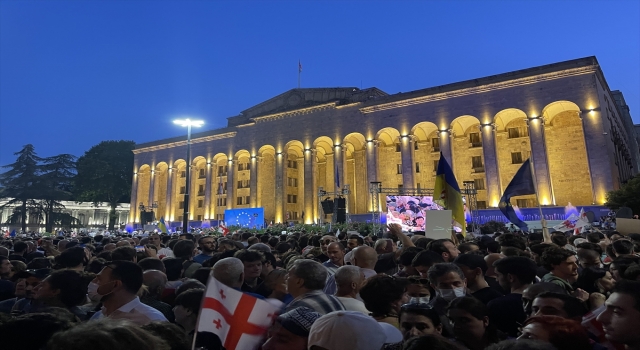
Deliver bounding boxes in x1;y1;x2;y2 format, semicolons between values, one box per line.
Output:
1;223;640;350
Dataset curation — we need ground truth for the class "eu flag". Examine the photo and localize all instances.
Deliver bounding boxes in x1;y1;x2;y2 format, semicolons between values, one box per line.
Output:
433;152;466;235
499;159;536;231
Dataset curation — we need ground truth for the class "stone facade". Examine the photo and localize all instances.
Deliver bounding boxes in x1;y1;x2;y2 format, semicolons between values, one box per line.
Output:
130;56;639;225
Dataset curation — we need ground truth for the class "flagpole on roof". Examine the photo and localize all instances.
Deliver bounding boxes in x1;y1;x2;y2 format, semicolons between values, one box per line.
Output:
298;60;302;89
528;157;552;243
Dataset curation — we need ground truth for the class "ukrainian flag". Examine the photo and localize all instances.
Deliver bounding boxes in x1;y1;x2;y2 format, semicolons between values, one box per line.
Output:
158;217;169;234
433;153;466;235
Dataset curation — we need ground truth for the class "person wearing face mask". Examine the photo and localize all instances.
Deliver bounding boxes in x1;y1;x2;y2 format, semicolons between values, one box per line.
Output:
426;262;469;337
90;261;167;325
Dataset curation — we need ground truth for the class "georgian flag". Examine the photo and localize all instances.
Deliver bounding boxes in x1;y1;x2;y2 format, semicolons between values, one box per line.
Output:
217;222;229;236
197;277;279;350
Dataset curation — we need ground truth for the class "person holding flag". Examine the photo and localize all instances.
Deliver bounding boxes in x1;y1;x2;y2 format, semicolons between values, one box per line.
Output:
499;159;536;232
158;217;169;234
433;152;466;236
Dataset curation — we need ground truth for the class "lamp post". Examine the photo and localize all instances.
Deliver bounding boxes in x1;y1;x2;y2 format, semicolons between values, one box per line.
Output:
173;118;204;233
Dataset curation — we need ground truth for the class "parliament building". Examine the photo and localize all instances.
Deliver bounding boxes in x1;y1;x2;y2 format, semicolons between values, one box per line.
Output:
130;56;640;226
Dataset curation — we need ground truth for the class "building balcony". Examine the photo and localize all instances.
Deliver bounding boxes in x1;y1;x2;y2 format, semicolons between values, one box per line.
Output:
470;142;483;148
472;167;485;173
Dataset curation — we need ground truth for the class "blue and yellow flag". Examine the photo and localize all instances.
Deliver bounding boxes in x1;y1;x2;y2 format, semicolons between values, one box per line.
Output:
433;153;466;235
158;217;169;234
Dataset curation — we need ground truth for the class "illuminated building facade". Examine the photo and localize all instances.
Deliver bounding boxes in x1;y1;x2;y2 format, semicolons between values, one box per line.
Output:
130;56;639;225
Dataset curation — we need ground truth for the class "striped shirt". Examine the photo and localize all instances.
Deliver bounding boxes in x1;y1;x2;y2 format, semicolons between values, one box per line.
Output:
322;260;341;277
285;290;345;315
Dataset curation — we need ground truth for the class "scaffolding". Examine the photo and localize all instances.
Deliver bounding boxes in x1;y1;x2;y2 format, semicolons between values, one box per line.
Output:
317;184;351;225
462;181;479;233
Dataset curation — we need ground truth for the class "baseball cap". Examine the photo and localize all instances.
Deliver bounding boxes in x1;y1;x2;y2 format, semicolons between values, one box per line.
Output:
308;311;386;350
276;307;322;337
14;268;51;280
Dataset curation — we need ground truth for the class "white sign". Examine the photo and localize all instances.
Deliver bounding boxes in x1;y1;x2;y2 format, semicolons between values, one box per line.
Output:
425;210;453;240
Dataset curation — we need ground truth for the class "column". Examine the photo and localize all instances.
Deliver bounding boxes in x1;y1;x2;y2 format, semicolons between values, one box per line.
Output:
148;168;155;209
304;149;316;224
366;140;378;211
580;111;607;204
526;117;554;206
439;129;453;171
204;161;212;219
129;171;138;223
334;145;344;194
480;124;501;207
275;153;285;223
400;135;416;189
226;159;235;210
166;167;174;221
250;156;259;208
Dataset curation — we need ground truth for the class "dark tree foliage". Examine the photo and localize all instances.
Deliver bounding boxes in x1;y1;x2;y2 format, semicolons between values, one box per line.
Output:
39;154;77;232
74;140;135;230
606;175;640;215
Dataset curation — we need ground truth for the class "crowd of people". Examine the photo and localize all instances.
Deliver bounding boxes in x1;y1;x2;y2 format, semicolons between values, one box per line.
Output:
1;223;640;350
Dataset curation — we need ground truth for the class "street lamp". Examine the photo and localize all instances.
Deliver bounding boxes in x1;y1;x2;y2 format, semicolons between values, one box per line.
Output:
173;118;205;233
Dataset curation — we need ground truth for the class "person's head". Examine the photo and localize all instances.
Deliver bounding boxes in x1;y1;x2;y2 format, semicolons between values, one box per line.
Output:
10;260;27;279
34;269;92;308
234;249;263;281
518;315;592;350
403;334;461;350
427;263;466;302
550;233;568;247
522;282;566;317
448;296;497;346
540;247;578;283
142;269;168;298
0;256;11;277
111;246;136;262
576;267;615;294
308;311;387;350
286;259;327;297
484;253;505;278
347;235;364;250
162;257;184;281
0;311;74;350
13;241;28;255
531;292;588;321
320;235;338;254
15;268;51;299
212;257;244;289
55;246;87;269
493;256;537;292
47;318;170;350
352;245;378;270
263;307;322;350
359;274;410;317
148;234;162;248
173;288;204;328
576;248;602;269
486;339;561;350
454;254;488;289
428;239;460;262
612;239;635;256
173;240;195;260
459;242;480;254
399;303;442;340
175;279;206;296
92;261;143;301
138;257;166;273
326;242;345;266
412;250;445;277
198;236;216;253
334;265;365;297
596;280;640;348
140;322;190;350
610;255;640;282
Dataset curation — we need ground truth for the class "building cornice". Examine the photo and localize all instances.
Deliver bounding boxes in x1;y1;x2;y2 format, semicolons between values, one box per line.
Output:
133;132;237;154
360;65;598;114
250;102;338;123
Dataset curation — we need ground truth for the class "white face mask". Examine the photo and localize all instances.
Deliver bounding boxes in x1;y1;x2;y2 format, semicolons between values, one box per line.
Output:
87;282;102;302
437;287;466;301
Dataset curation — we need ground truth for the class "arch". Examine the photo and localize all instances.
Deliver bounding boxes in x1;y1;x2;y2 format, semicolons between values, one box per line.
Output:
257;145;276;221
155;162;168;172
153;162;169;220
192;156;206;166
258;145;276;157
375;127;401;146
313;136;334;162
343;133;366;153
235;149;251;160
542;101;581;124
450;115;486;206
494;109;527;132
343;132;368;214
138;164;151;173
411;122;439;142
450;115;481;136
284;140;305;158
173;159;186;169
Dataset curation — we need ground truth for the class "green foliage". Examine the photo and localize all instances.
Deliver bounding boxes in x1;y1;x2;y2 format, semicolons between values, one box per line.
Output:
200;222;376;236
606;175;640;215
75;140;135;229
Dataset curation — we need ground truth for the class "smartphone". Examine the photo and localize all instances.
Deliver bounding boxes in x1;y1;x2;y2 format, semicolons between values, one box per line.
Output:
135;245;145;252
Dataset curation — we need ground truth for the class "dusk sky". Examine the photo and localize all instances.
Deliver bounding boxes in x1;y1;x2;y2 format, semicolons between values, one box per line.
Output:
1;1;638;166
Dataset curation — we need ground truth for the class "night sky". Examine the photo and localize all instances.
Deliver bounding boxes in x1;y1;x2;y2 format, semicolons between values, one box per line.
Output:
1;1;638;165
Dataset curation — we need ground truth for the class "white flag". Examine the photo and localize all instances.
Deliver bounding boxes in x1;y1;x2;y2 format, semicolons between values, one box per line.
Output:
197;277;279;350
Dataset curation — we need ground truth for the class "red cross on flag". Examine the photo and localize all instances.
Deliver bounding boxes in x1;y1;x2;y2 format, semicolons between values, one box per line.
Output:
217;222;229;236
197;276;279;350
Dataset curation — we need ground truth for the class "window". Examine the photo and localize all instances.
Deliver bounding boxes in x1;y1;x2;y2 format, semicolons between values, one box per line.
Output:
397;164;402;174
511;152;523;164
417;183;421;190
177;215;183;222
414;142;419;150
474;178;485;190
198;168;205;178
217;166;228;176
237;180;250;189
180;171;186;178
287;160;298;169
197;215;203;221
245;196;250;205
238;163;250;171
431;138;440;152
287;177;298;187
178;201;184;209
433;160;439;171
198;184;204;196
395;144;401;152
198;199;204;208
398;184;404;191
472;156;483;169
292;212;298;220
237;197;243;205
477;201;487;209
469;133;482;147
217;198;227;207
179;186;186;194
516;199;529;208
508;127;528;139
415;162;420;173
287;195;298;204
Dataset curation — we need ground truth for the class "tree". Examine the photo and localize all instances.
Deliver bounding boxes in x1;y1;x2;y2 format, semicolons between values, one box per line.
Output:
0;144;45;232
74;140;135;230
606;175;640;215
39;154;77;232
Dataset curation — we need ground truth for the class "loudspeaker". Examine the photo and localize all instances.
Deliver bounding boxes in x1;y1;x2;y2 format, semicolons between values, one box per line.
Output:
321;199;334;215
140;211;154;224
335;197;346;223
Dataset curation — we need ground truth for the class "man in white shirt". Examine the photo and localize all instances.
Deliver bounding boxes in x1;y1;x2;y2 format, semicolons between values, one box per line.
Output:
334;265;369;314
90;261;167;325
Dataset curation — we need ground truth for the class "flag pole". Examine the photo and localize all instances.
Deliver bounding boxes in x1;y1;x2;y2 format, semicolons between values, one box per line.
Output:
297;60;301;89
528;158;552;243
